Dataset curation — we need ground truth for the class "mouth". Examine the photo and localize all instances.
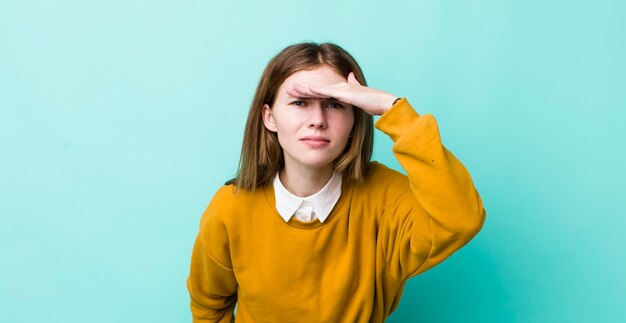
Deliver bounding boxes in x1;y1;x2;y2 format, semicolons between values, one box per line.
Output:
300;136;331;148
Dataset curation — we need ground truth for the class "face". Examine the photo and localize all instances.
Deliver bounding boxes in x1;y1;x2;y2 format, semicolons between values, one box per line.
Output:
262;65;355;173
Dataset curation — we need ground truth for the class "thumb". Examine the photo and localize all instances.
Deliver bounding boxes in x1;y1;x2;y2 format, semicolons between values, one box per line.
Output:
347;72;361;85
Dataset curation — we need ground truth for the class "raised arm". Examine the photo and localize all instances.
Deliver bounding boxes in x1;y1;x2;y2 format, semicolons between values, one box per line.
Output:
375;98;485;280
289;76;486;280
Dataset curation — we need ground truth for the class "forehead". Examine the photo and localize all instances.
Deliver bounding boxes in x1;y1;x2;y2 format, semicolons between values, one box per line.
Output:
277;66;346;94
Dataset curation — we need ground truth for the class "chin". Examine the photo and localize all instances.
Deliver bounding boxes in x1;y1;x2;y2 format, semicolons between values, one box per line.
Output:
286;150;343;171
304;161;334;170
297;157;337;171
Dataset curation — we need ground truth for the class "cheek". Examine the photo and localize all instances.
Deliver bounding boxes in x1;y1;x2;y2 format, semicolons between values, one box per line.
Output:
271;112;295;132
340;112;355;137
326;117;354;149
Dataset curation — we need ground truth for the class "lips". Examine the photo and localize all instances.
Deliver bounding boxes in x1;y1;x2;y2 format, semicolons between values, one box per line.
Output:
300;136;330;148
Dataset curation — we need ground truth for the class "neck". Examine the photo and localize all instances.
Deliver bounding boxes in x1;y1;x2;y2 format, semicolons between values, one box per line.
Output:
279;164;334;197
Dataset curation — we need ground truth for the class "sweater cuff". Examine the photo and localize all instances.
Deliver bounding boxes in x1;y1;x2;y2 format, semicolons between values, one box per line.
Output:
374;97;421;142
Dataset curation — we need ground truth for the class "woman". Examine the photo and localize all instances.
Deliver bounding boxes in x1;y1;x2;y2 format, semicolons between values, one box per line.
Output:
187;42;486;322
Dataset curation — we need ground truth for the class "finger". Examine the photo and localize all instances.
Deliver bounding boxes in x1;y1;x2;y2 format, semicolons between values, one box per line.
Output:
287;83;328;98
309;86;359;106
286;87;317;99
308;85;341;99
347;72;361;86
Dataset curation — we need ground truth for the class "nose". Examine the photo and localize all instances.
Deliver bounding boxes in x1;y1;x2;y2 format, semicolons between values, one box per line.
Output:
308;103;328;129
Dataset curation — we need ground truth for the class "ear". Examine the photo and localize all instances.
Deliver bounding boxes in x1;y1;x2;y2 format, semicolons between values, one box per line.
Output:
262;104;277;132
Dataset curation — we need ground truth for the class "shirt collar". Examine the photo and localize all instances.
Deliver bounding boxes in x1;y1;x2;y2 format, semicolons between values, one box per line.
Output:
273;171;342;223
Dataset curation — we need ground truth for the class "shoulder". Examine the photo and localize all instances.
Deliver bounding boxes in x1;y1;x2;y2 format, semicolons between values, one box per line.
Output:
200;183;266;226
366;162;409;186
354;161;411;197
347;162;416;221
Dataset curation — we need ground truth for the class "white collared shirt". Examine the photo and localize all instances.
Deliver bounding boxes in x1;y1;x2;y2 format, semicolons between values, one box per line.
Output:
272;172;342;223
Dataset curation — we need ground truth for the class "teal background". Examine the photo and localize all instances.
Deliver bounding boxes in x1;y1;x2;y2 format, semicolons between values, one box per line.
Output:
1;0;624;322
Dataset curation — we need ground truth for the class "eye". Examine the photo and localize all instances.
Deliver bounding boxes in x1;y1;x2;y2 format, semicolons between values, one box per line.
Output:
290;100;307;106
325;101;344;109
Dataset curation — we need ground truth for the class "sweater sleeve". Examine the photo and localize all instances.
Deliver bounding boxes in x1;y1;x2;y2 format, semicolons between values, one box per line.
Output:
374;98;486;281
187;187;238;322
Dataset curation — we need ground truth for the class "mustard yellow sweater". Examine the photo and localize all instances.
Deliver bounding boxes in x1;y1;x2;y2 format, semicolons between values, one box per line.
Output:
187;98;486;322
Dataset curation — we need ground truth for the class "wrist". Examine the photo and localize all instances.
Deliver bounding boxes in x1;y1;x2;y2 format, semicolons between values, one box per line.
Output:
378;95;401;115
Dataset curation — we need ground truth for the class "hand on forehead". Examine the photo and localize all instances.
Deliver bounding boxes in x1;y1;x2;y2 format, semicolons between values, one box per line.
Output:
286;71;361;103
284;69;397;116
286;83;334;100
280;66;348;99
